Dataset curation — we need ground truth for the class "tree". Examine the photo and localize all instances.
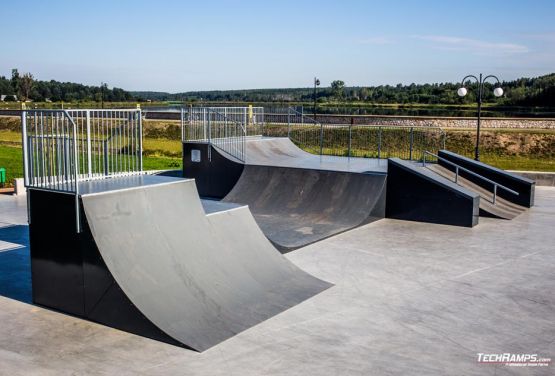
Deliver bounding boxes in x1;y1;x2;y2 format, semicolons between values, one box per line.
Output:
330;80;345;101
11;69;19;95
359;87;370;101
19;73;35;101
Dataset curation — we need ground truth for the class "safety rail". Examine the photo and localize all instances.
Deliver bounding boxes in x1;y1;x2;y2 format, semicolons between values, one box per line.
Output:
181;106;445;162
183;107;247;162
422;151;519;204
21;108;143;232
263;107;446;160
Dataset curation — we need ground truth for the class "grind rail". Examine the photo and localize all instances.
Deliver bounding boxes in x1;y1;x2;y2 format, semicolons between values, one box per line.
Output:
422;151;518;204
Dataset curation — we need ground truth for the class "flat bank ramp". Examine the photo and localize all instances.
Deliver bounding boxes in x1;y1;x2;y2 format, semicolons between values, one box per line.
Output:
81;179;331;352
223;165;387;251
425;164;527;219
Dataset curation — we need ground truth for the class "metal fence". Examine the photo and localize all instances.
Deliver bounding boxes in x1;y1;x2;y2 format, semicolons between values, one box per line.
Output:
21;108;143;232
263;107;446;160
183;107;249;162
181;106;446;162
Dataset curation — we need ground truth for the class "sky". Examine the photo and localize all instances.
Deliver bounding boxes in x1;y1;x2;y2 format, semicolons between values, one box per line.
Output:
2;0;554;92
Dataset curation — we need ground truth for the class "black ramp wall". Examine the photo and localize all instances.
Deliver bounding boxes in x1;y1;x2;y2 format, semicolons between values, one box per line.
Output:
183;142;244;199
386;158;480;227
29;189;184;348
223;165;387;251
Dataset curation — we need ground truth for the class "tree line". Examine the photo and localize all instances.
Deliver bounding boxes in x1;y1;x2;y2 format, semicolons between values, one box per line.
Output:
1;68;554;107
0;69;133;102
134;74;555;107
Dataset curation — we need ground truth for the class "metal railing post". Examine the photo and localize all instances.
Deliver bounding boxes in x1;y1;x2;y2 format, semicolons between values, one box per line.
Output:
21;111;29;186
180;107;184;142
86;111;92;178
455;166;459;183
287;107;291;138
207;110;212;147
319;123;324;156
243;108;247;138
203;108;207;141
409;126;414;161
67;112;81;233
378;126;382;159
493;185;497;204
103;141;109;176
348;117;353;158
137;109;143;172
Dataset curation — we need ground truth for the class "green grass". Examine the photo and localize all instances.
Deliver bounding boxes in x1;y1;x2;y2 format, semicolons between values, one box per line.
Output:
0;130;22;145
142;155;181;171
0;145;23;186
1;120;553;187
480;155;555;172
143;138;182;157
0;144;181;187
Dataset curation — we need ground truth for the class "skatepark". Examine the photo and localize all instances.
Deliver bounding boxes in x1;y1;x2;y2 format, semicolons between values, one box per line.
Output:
0;106;553;374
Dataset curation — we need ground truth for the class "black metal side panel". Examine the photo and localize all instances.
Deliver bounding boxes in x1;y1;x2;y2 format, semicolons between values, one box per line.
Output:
29;189;188;348
385;158;479;227
29;189;85;316
438;150;535;207
182;142;244;199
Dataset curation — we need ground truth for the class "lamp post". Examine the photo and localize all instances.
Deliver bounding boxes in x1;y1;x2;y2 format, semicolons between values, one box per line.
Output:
313;77;320;119
457;73;503;161
100;82;105;109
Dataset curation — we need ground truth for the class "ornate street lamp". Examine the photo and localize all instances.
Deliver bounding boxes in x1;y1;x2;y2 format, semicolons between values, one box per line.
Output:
457;73;503;161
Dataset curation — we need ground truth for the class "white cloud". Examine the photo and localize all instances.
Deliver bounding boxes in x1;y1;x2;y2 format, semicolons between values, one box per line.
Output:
412;35;529;55
357;36;394;45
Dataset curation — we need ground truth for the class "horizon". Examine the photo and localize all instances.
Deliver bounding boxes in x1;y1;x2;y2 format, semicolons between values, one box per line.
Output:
2;0;555;92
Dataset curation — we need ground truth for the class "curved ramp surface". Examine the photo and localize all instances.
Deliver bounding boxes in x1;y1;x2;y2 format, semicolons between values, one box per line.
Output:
243;137;387;173
223;165;387;251
81;179;331;352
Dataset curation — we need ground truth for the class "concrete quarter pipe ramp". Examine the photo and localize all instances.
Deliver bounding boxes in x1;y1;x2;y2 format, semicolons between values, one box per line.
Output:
30;176;331;352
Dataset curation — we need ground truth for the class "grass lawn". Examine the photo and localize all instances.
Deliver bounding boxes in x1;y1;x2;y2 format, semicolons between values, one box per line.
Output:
0;145;23;186
0;144;181;187
1;125;553;187
480;155;555;172
0;130;22;145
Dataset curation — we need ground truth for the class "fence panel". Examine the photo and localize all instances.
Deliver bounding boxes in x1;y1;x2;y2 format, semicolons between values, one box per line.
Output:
22;108;144;232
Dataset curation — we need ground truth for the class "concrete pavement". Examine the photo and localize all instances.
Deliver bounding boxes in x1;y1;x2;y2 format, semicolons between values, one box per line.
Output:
0;188;553;375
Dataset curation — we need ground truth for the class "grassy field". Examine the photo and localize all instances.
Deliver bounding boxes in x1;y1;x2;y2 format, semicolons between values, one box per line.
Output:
0;145;23;186
0;144;181;187
1;116;554;186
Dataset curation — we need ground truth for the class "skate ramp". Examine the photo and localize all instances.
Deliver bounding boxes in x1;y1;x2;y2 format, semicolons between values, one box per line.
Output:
223;165;387;251
81;179;331;352
425;163;527;219
244;137;387;173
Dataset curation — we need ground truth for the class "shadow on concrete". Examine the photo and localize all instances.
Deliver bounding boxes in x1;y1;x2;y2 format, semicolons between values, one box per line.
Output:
0;224;32;303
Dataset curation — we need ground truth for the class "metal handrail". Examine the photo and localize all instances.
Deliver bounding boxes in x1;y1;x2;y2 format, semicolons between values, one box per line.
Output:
422;151;519;204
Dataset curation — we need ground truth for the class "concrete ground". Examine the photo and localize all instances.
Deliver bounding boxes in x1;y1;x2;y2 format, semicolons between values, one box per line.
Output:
0;188;554;376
